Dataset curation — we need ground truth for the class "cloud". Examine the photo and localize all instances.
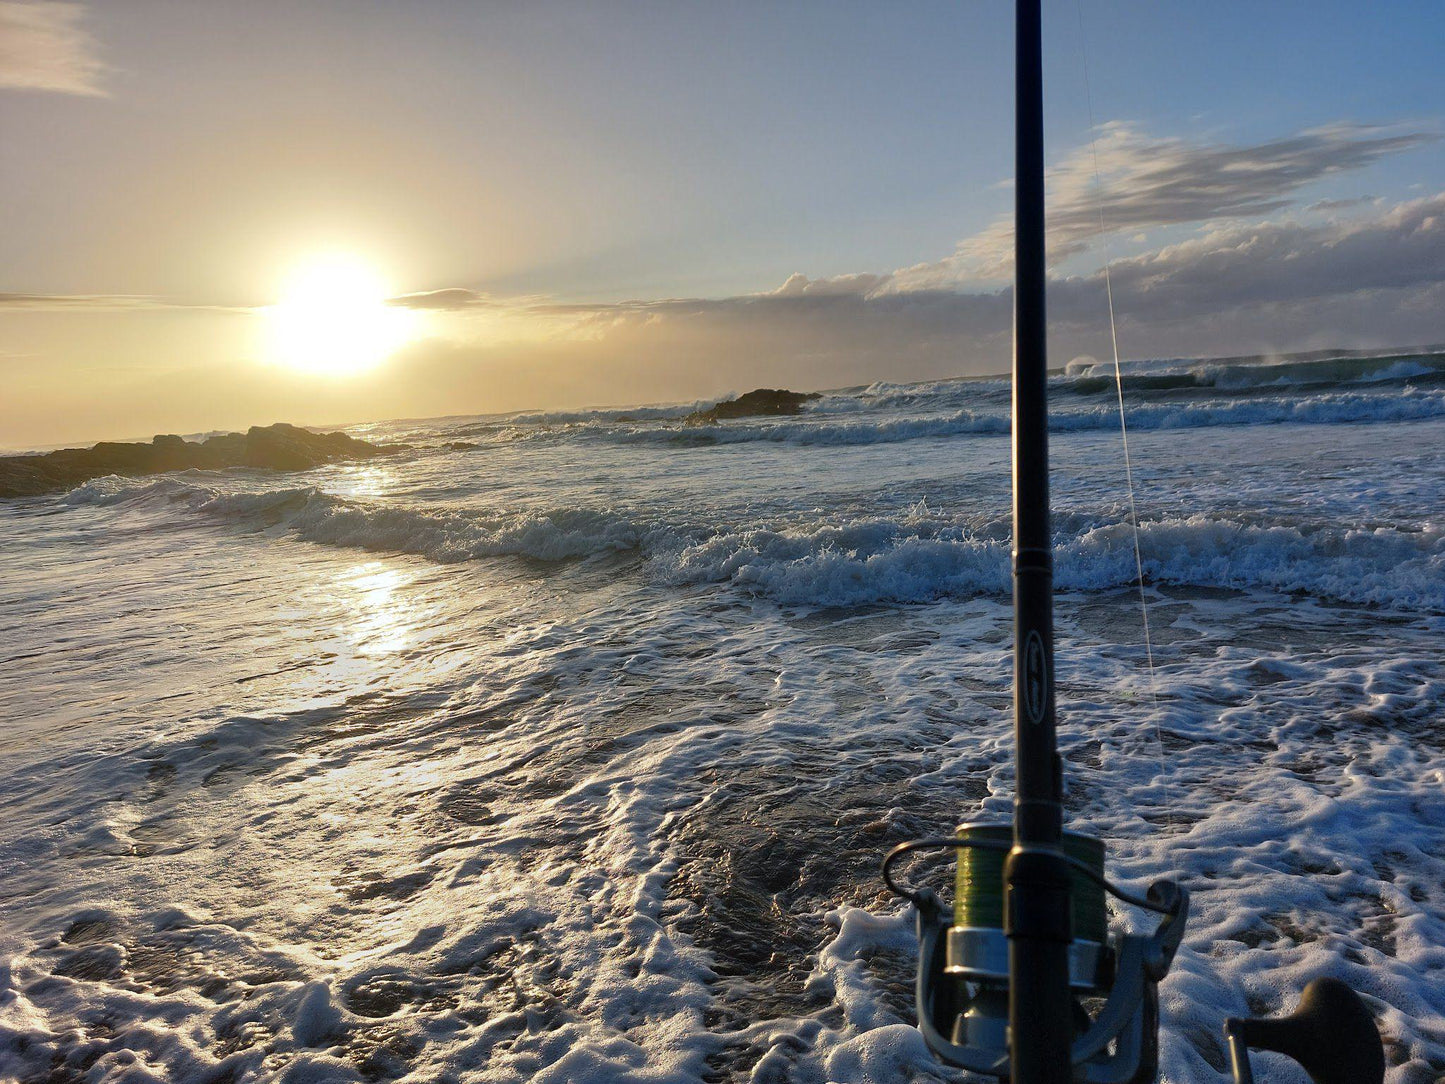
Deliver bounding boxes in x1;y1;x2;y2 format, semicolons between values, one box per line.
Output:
0;292;245;312
387;288;502;310
766;272;889;298
1306;196;1376;212
9;189;1442;380
430;188;1445;394
359;187;1445;385
1070;190;1445;319
0;2;105;96
0;293;165;310
889;122;1438;289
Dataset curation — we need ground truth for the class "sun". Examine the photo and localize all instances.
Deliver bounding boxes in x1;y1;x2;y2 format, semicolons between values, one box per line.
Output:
263;255;418;375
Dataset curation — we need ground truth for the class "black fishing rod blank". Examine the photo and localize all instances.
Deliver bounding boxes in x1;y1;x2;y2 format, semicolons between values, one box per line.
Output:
1006;0;1074;1077
877;2;1386;1082
879;3;1191;1080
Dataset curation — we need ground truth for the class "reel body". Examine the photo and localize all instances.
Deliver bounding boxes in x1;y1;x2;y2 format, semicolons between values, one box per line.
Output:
885;822;1188;1083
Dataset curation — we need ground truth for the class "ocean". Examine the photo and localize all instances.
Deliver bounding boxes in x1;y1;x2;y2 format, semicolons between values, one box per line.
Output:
2;350;1443;1083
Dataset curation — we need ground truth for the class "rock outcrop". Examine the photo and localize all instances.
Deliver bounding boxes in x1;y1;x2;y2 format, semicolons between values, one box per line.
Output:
0;423;402;498
683;388;820;425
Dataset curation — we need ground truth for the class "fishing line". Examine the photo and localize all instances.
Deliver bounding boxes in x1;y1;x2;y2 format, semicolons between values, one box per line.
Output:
1075;0;1173;830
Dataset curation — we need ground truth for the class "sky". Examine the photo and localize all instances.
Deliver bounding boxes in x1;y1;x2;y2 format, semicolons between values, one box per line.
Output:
2;0;1443;448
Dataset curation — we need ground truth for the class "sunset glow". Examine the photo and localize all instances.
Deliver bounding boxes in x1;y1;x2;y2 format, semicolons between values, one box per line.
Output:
4;4;1445;1082
263;256;417;376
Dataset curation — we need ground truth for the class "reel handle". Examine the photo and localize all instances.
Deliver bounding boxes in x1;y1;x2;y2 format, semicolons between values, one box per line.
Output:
1223;978;1384;1084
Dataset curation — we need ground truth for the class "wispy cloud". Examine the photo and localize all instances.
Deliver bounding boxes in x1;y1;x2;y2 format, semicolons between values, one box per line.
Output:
766;272;890;299
889;122;1439;289
387;288;502;310
1306;196;1376;213
0;293;244;312
0;2;105;95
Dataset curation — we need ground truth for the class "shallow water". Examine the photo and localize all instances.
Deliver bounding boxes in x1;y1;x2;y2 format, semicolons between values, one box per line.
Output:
2;352;1444;1083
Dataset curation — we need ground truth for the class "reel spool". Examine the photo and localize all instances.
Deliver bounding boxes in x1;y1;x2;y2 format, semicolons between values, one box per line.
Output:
944;824;1107;1056
884;822;1189;1084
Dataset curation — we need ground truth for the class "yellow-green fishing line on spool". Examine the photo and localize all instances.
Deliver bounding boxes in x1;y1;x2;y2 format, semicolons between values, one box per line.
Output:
952;823;1107;944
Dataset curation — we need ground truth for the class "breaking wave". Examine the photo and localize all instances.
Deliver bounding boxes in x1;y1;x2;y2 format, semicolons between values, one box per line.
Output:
787;351;1445;418
66;479;1445;612
664;515;1445;610
576;387;1445;448
605;411;1010;446
64;479;664;563
1057;386;1445;430
501;402;707;426
346;350;1445;455
1063;349;1445;394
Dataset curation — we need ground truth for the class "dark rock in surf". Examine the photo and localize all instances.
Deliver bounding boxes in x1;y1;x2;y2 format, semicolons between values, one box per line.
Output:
683;388;821;425
0;422;405;498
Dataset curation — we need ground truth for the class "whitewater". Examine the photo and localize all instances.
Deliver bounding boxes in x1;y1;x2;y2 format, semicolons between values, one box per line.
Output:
2;350;1443;1083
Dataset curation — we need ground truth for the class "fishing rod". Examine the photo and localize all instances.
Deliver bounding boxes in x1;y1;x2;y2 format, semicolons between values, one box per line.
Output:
880;3;1386;1082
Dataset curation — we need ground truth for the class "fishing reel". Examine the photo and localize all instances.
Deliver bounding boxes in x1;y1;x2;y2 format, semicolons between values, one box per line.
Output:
883;822;1386;1084
884;822;1188;1083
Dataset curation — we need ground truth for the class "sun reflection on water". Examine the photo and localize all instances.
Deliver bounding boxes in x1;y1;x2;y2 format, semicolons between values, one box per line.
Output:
342;562;414;656
326;465;399;500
